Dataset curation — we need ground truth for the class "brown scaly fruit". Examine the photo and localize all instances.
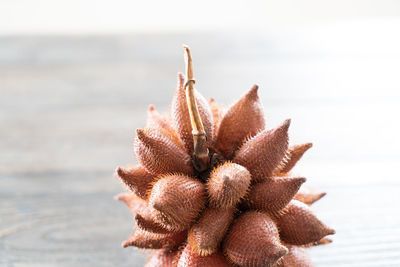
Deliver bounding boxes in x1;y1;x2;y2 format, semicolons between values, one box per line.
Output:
115;45;335;267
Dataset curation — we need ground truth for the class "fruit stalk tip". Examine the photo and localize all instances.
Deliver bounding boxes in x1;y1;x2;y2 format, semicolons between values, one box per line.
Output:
183;45;210;172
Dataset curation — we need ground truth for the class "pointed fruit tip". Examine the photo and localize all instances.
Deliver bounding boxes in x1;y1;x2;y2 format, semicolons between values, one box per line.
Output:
283;118;291;129
114;193;126;201
251;84;259;92
115;166;125;177
246;84;259;99
270;118;290;137
312;192;327;204
148;104;156;112
122;240;129;248
297;177;307;184
136;128;145;140
114;166;121;178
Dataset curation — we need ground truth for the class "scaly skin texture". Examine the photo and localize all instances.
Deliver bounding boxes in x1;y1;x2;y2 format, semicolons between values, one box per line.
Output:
215;85;265;159
188;207;234;256
276;200;335;246
275;143;313;175
223;211;288;267
134;128;193;176
115;55;335;266
115;165;155;199
207;162;251;208
233;119;290;181
146;105;184;150
244;177;306;213
149;174;206;231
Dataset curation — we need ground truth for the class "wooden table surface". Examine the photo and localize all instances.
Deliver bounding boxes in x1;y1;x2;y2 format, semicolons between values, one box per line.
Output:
1;25;400;266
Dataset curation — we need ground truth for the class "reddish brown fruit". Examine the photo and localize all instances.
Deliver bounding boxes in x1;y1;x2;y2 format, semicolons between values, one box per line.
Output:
216;85;265;159
207;162;251;208
134;128;193;176
294;186;326;205
188;207;234;256
115;165;155;199
123;228;186;249
145;249;180;267
277;143;313;174
245;177;306;213
149;174;206;231
234;119;290;181
116;193;148;216
116;47;335;266
147;105;184;149
177;244;230;267
277;200;335;245
278;245;314;267
146;104;172;131
116;193;157;225
224;211;288;267
170;73;214;153
135;214;171;234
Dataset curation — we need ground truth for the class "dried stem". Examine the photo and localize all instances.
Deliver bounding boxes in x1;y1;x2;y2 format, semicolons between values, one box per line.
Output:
183;45;210;172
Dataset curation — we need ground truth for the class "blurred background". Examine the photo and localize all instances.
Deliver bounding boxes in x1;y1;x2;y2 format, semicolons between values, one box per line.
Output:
1;1;400;266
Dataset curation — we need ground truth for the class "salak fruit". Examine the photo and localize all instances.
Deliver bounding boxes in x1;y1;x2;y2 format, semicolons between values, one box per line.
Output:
115;46;334;267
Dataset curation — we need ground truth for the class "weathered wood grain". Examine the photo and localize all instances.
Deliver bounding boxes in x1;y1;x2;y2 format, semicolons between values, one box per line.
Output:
1;31;400;266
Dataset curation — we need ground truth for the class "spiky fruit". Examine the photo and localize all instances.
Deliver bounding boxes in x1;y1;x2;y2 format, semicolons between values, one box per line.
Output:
276;200;335;246
223;211;288;267
187;207;235;256
207;162;251;208
149;174;206;231
244;177;306;213
115;46;334;267
115;165;155;199
215;85;265;159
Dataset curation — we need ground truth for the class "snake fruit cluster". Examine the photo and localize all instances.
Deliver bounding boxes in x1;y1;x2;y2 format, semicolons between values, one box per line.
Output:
115;49;334;267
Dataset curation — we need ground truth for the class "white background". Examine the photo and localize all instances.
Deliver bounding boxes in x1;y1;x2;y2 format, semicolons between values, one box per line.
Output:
1;0;400;34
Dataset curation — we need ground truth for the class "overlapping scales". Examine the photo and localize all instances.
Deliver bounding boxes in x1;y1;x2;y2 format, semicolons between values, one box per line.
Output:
134;128;193;176
224;211;288;267
234;119;290;181
277;200;335;245
215;85;265;159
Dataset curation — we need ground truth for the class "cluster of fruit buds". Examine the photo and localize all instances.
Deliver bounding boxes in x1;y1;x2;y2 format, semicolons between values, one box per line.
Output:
115;46;335;267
